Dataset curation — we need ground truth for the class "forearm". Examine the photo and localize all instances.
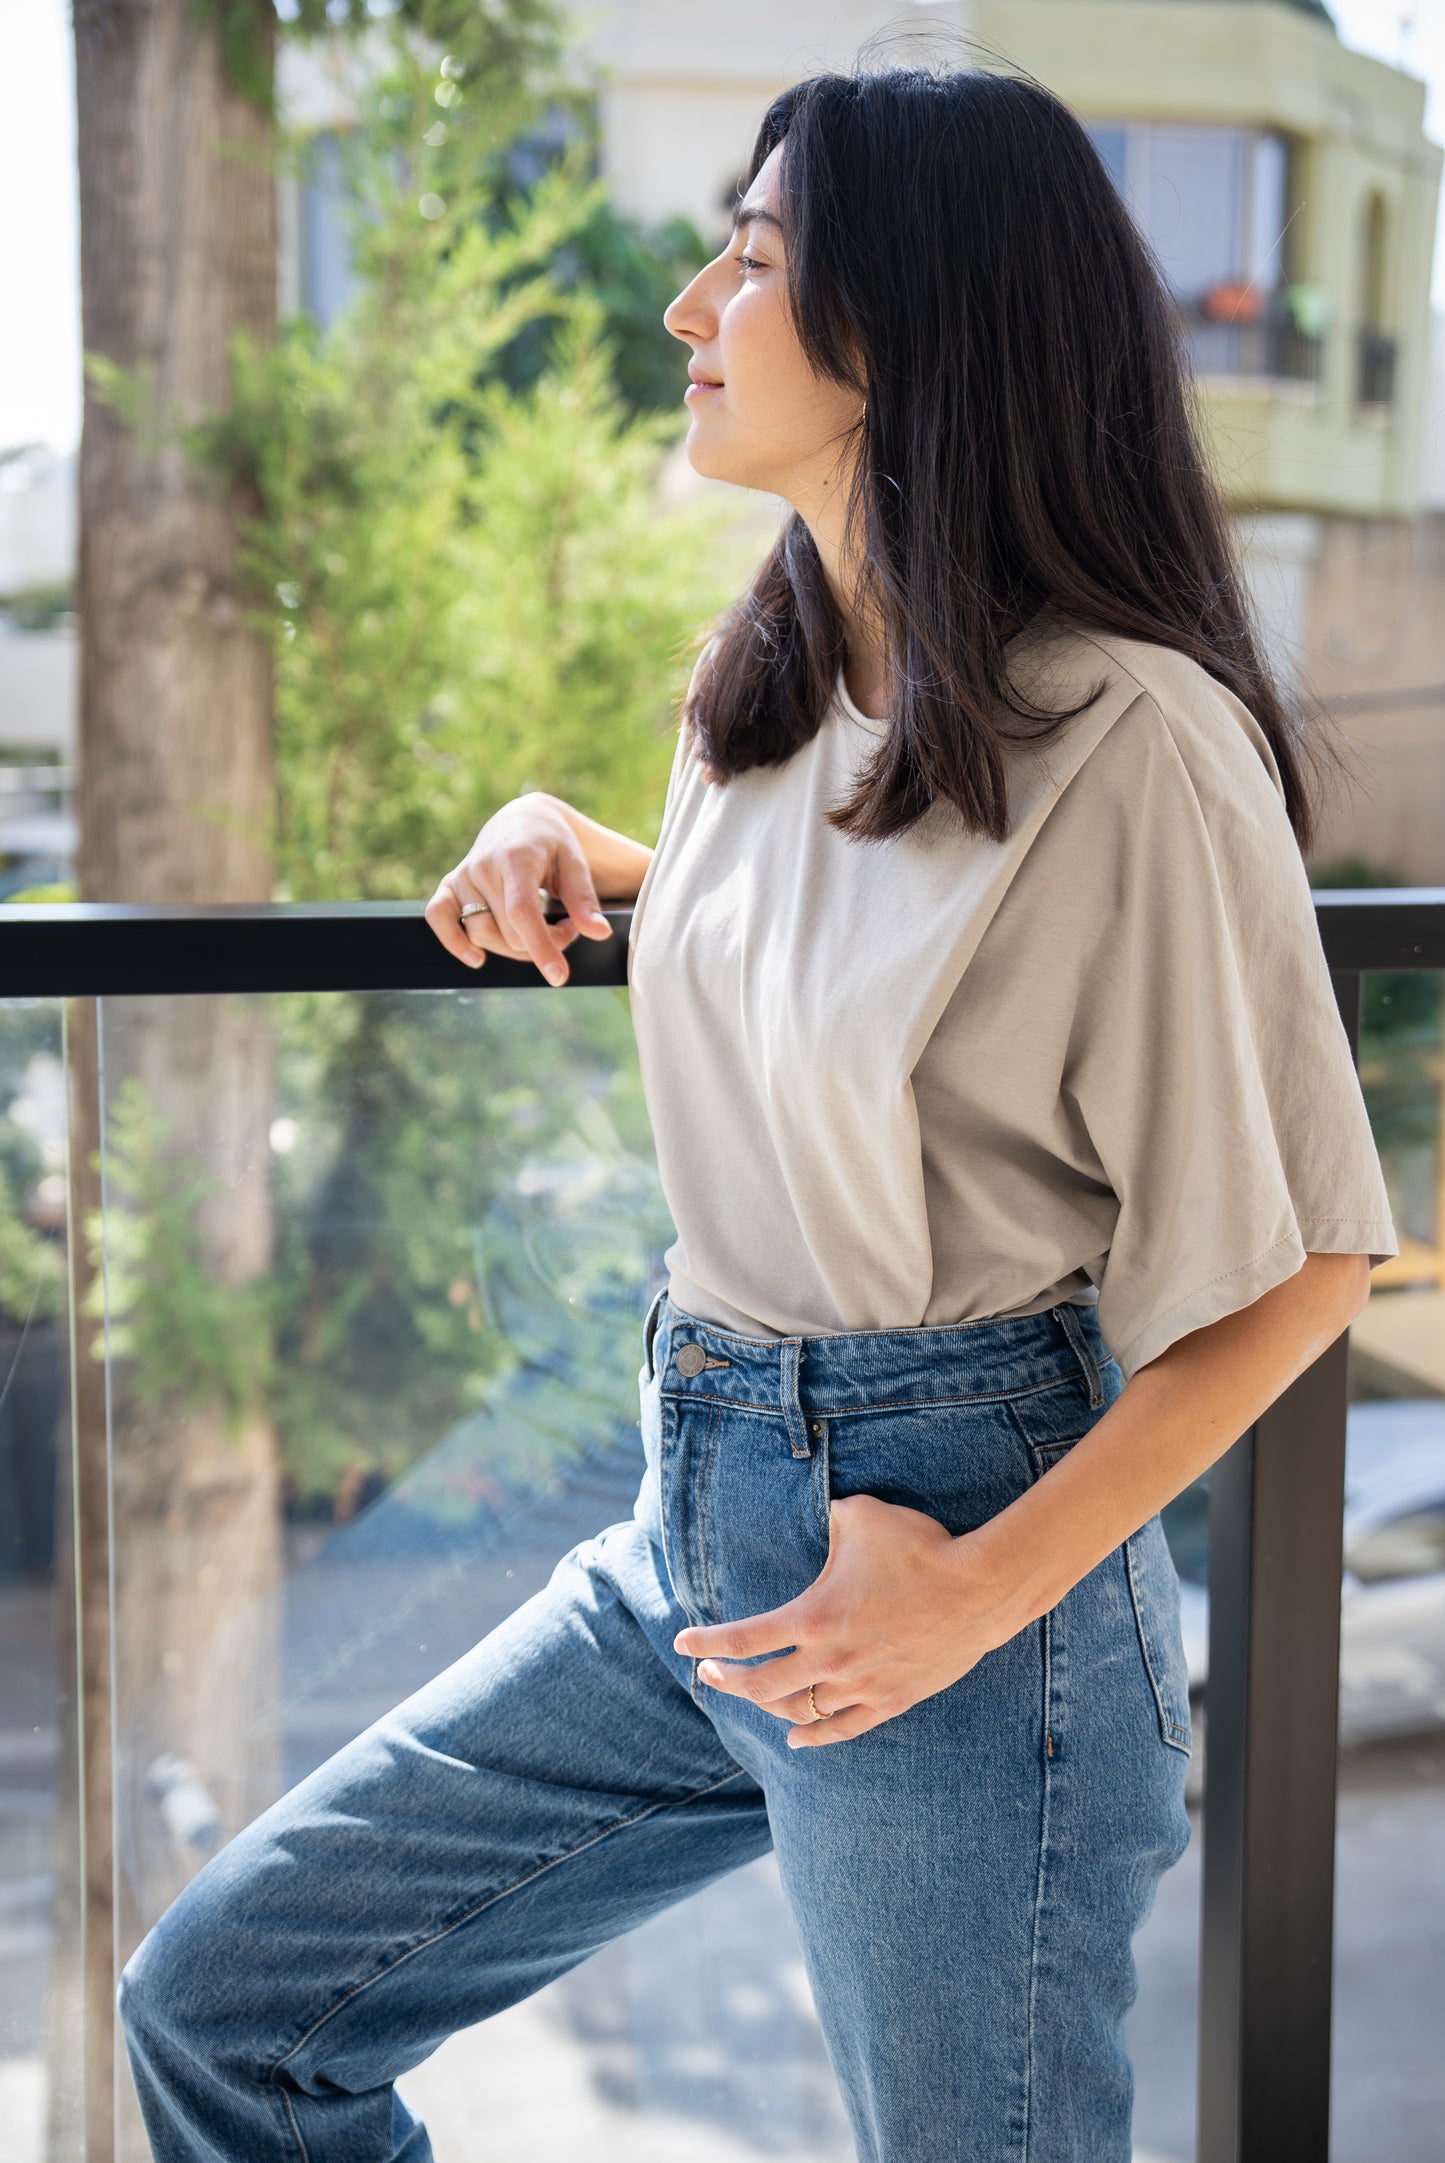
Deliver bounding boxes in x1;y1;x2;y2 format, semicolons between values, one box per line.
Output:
965;1250;1372;1640
532;793;654;904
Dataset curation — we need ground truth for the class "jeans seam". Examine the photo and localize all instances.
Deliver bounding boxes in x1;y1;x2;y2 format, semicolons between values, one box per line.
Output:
1023;1607;1054;2163
1125;1533;1193;1753
263;1763;756;2087
811;1422;831;1540
696;1397;723;1623
663;1375;1084;1417
279;2085;313;2162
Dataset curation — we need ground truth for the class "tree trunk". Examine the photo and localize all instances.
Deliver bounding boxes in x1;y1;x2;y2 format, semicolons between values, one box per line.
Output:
72;0;275;900
64;6;280;2156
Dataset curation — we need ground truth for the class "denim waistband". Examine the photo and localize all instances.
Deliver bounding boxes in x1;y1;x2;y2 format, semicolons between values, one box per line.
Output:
643;1288;1112;1419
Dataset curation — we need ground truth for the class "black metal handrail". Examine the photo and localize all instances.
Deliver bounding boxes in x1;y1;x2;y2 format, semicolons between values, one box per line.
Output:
2;886;1442;993
0;898;631;995
3;887;1444;2163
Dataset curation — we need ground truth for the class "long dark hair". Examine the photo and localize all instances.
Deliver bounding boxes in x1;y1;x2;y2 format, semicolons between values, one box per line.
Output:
686;64;1332;851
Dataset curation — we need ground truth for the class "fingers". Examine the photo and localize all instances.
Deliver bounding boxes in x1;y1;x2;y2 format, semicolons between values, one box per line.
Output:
692;1649;873;1743
495;870;574;987
787;1703;880;1749
424;875;487;971
696;1648;813;1704
423;869;584;983
674;1603;803;1664
552;840;614;942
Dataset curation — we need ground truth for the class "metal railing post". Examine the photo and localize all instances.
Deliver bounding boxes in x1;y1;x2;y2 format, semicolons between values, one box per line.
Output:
1196;970;1361;2163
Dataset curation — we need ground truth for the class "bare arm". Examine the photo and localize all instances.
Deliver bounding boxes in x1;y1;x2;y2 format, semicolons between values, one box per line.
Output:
678;1250;1373;1745
424;791;653;985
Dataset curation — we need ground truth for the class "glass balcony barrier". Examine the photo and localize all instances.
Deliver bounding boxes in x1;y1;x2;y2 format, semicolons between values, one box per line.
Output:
1;890;1442;2163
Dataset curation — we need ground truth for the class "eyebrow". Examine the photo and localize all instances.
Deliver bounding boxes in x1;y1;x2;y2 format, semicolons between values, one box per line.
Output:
733;200;784;235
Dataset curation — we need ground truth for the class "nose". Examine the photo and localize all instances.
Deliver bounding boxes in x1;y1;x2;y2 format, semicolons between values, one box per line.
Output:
664;259;716;347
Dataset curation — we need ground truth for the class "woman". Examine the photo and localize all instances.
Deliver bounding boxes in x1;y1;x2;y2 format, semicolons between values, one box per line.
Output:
120;64;1397;2163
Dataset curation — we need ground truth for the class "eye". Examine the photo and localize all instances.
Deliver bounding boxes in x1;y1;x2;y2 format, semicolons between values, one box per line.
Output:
734;252;768;275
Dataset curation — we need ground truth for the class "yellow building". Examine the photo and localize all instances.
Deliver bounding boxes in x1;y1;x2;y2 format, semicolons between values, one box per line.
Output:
975;0;1440;524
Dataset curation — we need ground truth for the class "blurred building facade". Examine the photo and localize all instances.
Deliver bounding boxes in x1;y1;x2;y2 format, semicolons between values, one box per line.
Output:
7;2;1445;884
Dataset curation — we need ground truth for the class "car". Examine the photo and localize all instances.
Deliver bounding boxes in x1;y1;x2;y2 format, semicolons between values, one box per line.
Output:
1166;1398;1445;1765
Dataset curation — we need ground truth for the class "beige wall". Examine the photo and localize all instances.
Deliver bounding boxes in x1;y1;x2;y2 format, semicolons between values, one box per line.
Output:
1300;513;1445;882
574;0;975;238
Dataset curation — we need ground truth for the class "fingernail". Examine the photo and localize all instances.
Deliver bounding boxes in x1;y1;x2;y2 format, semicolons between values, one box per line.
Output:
544;962;566;986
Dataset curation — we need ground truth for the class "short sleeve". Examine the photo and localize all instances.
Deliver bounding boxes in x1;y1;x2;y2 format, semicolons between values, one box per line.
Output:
1063;684;1398;1385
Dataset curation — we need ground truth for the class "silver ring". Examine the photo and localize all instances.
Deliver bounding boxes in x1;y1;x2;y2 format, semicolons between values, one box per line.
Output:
459;900;492;920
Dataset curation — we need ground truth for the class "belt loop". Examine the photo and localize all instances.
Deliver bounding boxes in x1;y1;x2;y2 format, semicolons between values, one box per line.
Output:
1055;1302;1105;1408
778;1338;811;1457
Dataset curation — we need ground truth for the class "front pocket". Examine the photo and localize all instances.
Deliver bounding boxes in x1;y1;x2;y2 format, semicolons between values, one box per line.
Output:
1125;1515;1193;1756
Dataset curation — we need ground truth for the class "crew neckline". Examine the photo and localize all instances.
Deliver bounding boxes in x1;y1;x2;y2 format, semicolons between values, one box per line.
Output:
832;667;892;737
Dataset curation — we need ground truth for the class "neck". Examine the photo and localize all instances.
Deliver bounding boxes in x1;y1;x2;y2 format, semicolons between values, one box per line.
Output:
791;459;892;722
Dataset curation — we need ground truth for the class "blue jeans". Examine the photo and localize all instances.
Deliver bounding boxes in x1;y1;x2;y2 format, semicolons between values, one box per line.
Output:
119;1291;1192;2162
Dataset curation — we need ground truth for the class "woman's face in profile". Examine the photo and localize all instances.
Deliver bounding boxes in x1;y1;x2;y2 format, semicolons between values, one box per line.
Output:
663;142;864;509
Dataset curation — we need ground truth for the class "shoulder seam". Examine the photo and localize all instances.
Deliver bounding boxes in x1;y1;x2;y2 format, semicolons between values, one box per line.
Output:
1068;625;1183;714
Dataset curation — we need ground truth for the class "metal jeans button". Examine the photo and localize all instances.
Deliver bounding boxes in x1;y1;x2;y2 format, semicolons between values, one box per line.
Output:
675;1344;707;1378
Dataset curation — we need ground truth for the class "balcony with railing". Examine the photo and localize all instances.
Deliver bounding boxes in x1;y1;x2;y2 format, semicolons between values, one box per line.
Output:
1179;288;1325;389
1;891;1443;2163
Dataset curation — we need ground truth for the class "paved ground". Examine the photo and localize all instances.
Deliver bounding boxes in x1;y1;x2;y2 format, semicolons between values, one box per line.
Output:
3;1431;1444;2163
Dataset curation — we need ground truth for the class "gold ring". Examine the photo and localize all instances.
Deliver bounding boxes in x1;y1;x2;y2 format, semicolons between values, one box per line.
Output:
808;1683;828;1721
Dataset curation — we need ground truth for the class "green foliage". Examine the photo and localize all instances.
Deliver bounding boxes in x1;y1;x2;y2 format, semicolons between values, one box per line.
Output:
74;991;671;1508
262;986;670;1504
81;1079;274;1435
191;0;566;119
0;883;77;904
216;28;745;898
0;1157;62;1327
0;581;75;632
0;1007;67;1330
74;3;745;1512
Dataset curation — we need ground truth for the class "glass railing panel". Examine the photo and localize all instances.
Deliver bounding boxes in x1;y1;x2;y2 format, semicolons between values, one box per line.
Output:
1;997;81;2163
1331;967;1445;2160
95;984;858;2160
94;964;1361;2162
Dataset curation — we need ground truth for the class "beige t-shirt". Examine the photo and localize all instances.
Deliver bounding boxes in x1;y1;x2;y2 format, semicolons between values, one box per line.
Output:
626;612;1398;1385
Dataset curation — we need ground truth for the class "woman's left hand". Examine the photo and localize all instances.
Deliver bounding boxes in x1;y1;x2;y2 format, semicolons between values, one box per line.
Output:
673;1493;1014;1747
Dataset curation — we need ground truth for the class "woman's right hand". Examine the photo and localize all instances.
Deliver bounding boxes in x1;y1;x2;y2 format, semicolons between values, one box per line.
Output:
424;792;617;987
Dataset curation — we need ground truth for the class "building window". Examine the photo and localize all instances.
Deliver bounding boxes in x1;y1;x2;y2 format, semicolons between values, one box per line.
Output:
1086;121;1317;384
1356;192;1396;408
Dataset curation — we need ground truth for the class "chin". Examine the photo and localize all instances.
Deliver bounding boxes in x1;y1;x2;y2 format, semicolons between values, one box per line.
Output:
685;431;763;493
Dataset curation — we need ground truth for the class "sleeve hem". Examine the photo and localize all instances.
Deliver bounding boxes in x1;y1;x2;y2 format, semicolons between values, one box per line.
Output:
1294;1215;1400;1269
1109;1215;1401;1387
1110;1228;1307;1387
